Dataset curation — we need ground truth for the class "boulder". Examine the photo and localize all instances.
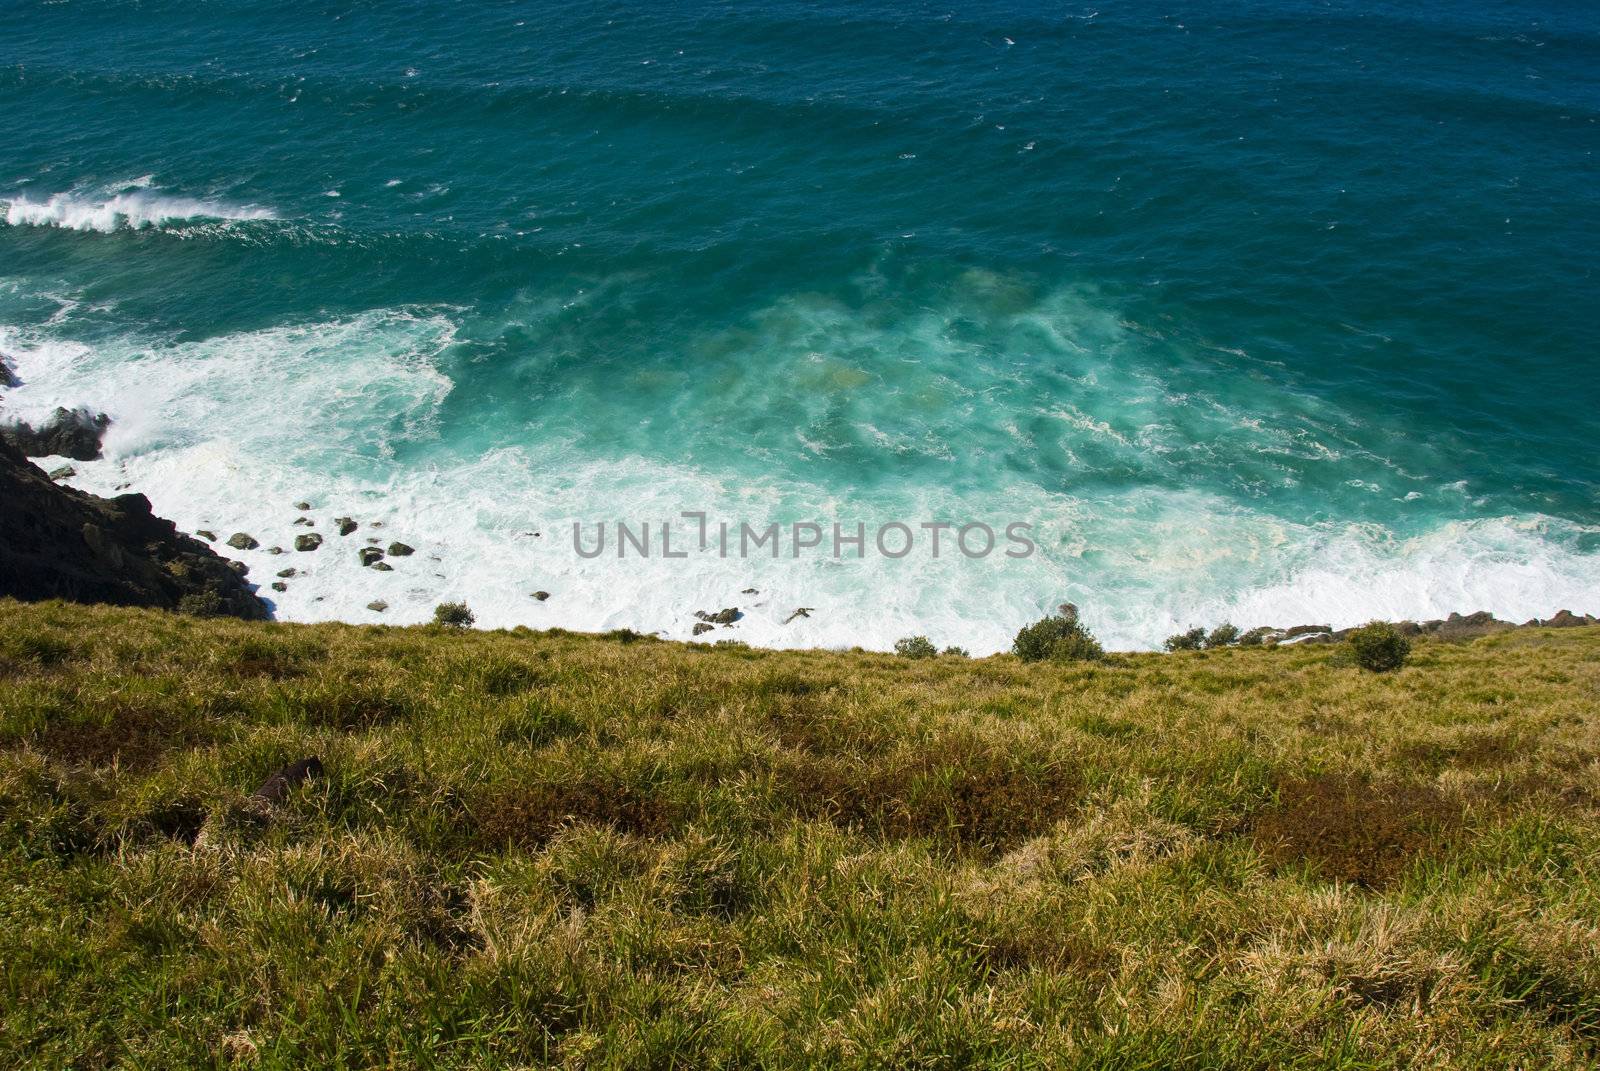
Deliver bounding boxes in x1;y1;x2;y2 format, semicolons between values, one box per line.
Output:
783;607;813;624
226;532;259;551
692;622;714;636
270;581;287;592
0;354;18;389
294;533;323;552
367;600;388;612
336;517;357;536
0;437;267;619
196;530;217;541
1436;610;1514;638
387;541;414;556
694;607;741;625
1544;609;1593;628
531;590;550;601
294;501;311;511
0;406;112;461
741;587;759;594
48;465;75;480
1450;610;1498;628
1282;624;1332;639
276;567;298;578
371;561;394;572
250;757;324;809
358;547;385;567
266;546;284;555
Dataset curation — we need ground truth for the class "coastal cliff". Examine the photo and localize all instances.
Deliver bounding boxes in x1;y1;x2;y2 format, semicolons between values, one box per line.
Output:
0;436;267;619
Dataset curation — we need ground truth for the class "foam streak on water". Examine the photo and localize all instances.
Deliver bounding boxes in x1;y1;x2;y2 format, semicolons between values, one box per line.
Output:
2;184;275;233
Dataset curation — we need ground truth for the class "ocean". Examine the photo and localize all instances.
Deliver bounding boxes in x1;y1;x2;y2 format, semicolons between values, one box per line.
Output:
2;0;1597;651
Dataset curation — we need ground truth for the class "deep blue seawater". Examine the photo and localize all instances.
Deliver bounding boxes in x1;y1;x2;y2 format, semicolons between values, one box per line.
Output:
2;0;1597;649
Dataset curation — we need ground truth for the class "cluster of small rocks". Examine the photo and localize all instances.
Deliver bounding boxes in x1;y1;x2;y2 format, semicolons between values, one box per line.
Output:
687;597;817;637
1170;609;1599;651
194;503;435;611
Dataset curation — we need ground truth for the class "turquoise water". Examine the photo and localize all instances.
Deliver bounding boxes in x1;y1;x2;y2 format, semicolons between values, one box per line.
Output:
2;1;1597;649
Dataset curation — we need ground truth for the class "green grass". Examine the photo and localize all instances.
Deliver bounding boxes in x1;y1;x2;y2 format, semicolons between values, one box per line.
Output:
1;599;1598;1069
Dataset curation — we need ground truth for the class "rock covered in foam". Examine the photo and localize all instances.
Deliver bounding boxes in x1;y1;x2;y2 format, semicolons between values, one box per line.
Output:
0;406;112;461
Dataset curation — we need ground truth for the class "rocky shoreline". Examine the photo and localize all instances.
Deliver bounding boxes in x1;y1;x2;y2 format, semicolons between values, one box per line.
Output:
0;435;266;619
1163;609;1599;653
3;350;1595;646
3;433;1596;645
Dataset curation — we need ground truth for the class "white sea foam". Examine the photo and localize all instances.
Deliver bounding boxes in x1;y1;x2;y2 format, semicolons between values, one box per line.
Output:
1;188;276;232
3;309;1598;653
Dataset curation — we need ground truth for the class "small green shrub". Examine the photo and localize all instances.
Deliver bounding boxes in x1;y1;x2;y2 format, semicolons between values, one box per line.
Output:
1012;605;1104;663
1348;621;1410;672
1237;626;1274;646
176;590;225;618
894;636;938;659
942;646;971;658
1164;627;1206;652
433;601;475;629
1204;623;1240;649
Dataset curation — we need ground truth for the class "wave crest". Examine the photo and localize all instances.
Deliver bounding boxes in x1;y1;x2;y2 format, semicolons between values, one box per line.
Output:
1;190;276;232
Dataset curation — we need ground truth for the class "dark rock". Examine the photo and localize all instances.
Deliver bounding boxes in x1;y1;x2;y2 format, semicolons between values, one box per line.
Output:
293;517;314;526
1282;624;1332;638
228;561;248;576
0;406;111;461
1450;610;1497;627
196;530;217;541
1283;632;1335;645
226;532;259;551
1544;609;1591;628
294;501;311;511
1393;621;1423;636
694;607;740;625
250;757;324;808
266;546;284;555
367;600;388;612
336;517;357;536
370;561;394;572
270;581;287;592
48;465;75;480
386;541;414;557
741;587;759;594
294;533;323;552
1436;610;1514;638
0;437;267;619
783;607;814;624
692;622;714;636
276;567;297;578
358;547;385;567
531;590;550;601
0;354;17;389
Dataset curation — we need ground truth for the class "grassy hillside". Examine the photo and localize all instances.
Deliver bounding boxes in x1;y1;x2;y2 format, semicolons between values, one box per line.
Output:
2;599;1598;1069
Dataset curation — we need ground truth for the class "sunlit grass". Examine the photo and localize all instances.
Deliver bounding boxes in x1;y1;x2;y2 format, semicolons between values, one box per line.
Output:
2;599;1597;1068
